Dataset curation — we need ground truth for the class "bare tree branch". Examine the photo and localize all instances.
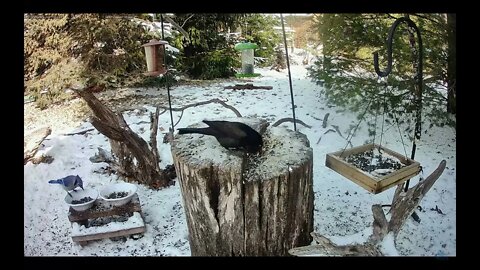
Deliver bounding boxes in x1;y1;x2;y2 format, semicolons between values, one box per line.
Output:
180;14;195;28
64;128;95;136
158;98;242;118
411;13;445;27
322;113;330;128
163;14;191;41
272;118;312;128
149;107;161;164
174;110;184;127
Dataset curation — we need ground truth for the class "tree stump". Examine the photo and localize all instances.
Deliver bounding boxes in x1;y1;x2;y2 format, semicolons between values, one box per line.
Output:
171;118;314;256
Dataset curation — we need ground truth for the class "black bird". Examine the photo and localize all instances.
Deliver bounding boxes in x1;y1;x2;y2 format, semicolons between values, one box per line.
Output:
177;120;263;153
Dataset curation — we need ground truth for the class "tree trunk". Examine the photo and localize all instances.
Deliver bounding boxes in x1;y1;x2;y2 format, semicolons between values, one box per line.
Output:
24;127;51;164
75;87;171;187
171;118;314;256
447;13;456;115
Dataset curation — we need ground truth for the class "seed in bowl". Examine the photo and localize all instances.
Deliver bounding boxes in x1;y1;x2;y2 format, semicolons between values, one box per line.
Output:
71;196;94;204
107;191;129;199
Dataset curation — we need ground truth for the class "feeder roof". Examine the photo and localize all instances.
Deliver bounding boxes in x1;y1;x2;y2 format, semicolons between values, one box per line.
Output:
235;42;258;50
142;39;168;47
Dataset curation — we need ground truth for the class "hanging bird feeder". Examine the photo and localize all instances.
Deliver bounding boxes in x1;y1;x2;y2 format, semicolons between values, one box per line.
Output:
326;143;421;194
325;16;424;194
234;42;260;78
142;39;168;76
141;15;175;134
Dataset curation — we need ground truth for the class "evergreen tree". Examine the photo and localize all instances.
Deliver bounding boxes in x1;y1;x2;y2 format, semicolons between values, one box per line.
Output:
240;14;281;67
171;13;247;79
309;14;455;133
170;14;280;78
24;13;156;109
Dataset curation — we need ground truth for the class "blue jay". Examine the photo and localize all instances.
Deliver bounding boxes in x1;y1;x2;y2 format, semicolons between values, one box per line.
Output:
48;175;84;197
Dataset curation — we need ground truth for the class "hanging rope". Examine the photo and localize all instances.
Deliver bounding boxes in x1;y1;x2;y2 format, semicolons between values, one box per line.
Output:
371;97;379;149
378;81;388;150
161;15;176;135
340;91;375;157
392;109;409;159
366;76;387;169
280;14;297;131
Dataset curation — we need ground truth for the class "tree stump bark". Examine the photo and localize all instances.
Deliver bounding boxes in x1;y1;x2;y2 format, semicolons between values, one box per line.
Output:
171;118;314;256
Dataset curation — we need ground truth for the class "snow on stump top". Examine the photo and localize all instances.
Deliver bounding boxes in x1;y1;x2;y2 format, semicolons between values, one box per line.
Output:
171;117;314;256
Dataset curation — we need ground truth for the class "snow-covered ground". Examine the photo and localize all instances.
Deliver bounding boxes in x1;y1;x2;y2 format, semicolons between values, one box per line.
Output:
24;54;456;256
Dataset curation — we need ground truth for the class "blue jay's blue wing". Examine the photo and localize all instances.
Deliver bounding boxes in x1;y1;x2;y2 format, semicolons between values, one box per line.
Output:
48;175;84;191
62;175;76;186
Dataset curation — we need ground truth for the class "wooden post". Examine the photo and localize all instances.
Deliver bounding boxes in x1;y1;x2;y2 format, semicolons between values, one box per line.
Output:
171;118;314;256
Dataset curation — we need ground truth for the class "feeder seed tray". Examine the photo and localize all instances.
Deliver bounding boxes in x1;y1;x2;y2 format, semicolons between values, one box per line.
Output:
325;143;421;194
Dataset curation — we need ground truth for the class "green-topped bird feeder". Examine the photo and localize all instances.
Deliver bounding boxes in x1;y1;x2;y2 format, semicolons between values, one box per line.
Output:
235;42;260;78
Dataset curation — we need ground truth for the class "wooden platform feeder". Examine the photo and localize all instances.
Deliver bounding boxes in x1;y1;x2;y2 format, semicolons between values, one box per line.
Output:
68;194;146;246
171;118;314;256
325;143;421;194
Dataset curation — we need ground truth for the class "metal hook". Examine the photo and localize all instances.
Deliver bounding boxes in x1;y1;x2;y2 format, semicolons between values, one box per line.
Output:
373;16;423;84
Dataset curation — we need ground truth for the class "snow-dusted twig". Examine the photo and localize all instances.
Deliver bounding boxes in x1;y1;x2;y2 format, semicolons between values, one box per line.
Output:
156;98;242;128
149;107;161;166
272;118;312;128
310;115;322;121
163;14;191;41
179;14;195;28
331;125;353;148
322;113;330;128
64;128;95;136
331;125;344;138
173;110;184;128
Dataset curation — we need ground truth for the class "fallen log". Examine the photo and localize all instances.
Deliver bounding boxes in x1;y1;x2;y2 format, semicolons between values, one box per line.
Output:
224;84;273;90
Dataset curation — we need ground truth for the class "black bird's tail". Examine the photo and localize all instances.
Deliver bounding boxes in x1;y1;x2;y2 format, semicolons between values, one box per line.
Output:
177;127;215;136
